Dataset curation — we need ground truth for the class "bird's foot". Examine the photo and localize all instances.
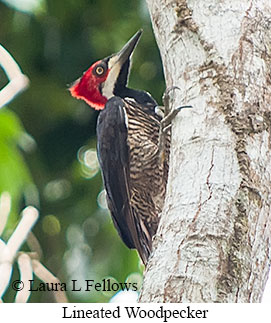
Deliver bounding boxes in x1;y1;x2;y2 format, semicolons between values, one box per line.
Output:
158;86;192;164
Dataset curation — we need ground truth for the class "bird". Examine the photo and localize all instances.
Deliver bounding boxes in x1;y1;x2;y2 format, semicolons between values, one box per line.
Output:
69;30;179;265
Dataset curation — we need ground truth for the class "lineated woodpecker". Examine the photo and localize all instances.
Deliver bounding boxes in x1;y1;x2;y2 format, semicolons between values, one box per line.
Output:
69;30;180;265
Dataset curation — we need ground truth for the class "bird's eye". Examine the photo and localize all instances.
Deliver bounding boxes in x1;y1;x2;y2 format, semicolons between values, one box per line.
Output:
95;66;105;76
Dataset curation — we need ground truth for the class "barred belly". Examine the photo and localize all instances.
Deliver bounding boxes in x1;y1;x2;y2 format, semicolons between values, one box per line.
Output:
124;100;170;239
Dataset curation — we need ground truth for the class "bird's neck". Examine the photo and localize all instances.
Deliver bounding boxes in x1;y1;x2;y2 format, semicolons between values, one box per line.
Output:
114;86;136;99
114;86;156;106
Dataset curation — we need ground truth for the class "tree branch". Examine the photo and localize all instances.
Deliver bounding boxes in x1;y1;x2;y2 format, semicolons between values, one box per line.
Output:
141;0;271;303
0;44;29;108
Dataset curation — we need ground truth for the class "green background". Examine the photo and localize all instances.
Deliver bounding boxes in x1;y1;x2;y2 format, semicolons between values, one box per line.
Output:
0;0;164;302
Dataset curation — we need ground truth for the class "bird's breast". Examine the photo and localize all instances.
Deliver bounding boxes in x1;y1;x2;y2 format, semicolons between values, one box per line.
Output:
123;99;169;208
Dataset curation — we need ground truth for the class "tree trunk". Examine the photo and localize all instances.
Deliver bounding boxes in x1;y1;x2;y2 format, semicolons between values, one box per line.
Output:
140;0;271;302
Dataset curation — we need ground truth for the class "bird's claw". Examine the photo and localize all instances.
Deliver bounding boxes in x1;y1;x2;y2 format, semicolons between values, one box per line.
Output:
158;86;192;164
162;86;181;115
161;105;192;132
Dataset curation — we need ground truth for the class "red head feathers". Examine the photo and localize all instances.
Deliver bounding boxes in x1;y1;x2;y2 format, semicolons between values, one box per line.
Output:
69;30;143;111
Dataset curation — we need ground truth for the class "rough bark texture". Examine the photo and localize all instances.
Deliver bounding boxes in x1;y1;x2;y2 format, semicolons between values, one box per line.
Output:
140;0;271;302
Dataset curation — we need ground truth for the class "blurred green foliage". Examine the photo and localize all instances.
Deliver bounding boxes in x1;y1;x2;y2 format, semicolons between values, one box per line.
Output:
0;109;32;225
0;0;164;302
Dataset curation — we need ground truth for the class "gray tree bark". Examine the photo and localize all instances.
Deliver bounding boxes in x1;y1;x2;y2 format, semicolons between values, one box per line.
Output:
140;0;271;302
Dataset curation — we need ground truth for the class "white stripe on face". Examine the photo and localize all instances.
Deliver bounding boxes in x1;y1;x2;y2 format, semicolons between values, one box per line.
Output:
101;56;121;99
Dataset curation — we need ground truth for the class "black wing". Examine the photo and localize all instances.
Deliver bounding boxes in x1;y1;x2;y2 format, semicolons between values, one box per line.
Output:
96;96;145;259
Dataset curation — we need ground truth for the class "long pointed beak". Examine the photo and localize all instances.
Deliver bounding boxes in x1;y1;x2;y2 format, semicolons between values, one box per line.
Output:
115;29;143;65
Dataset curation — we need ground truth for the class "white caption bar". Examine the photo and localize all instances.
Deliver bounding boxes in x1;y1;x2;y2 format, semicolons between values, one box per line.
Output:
0;303;268;322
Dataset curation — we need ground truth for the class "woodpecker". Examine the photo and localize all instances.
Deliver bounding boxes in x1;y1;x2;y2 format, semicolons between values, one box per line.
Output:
69;30;173;265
